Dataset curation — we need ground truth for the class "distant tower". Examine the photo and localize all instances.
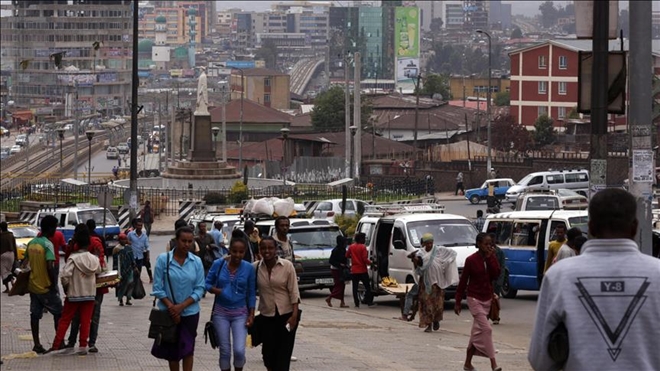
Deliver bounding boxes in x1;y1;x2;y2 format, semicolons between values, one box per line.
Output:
187;7;198;69
152;14;170;70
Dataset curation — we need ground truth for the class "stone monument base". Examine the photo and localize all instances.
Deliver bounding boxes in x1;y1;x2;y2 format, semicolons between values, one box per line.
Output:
161;160;241;188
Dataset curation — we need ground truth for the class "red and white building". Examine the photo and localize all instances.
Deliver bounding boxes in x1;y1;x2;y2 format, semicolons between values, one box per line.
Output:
509;40;660;130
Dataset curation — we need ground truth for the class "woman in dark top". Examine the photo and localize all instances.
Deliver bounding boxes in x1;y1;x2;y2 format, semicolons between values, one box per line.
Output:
326;235;349;308
454;233;502;371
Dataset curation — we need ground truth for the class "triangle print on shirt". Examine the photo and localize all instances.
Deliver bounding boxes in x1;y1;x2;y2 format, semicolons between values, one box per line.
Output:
574;276;651;361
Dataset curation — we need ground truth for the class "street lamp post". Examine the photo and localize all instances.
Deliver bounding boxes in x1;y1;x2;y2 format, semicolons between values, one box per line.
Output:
280;127;290;187
349;125;357;179
86;130;95;184
57;128;65;170
221;85;227;163
212;126;220;156
476;29;492;179
232;68;245;171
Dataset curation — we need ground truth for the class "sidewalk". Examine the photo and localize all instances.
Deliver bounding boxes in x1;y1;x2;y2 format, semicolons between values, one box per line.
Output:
1;287;532;370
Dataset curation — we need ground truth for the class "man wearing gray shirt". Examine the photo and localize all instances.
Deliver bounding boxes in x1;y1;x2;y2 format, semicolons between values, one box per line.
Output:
529;189;660;371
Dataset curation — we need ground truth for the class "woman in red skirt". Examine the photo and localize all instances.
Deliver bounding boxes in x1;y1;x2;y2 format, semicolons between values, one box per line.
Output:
326;236;349;308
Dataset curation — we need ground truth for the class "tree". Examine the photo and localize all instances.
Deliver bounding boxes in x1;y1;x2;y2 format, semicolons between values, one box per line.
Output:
494;91;510;106
532;114;556;147
311;86;373;132
491;115;532;153
420;74;451;100
567;106;580;119
510;27;523;39
538;1;559;28
429;17;443;33
254;39;278;69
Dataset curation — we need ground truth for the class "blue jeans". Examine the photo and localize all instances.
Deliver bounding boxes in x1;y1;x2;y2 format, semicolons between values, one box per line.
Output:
404;283;419;316
212;311;248;370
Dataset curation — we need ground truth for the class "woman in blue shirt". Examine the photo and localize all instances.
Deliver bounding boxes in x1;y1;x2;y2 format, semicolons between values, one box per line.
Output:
151;227;205;371
206;235;256;371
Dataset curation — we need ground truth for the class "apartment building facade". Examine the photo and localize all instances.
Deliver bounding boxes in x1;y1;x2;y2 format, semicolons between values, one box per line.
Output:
137;1;213;47
509;40;660;129
230;68;291;110
0;0;132;116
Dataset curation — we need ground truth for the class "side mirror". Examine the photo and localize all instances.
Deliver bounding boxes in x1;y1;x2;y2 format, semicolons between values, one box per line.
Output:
393;240;406;250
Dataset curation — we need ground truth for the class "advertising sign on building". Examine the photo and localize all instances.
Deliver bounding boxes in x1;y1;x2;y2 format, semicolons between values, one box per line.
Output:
225;60;256;69
394;7;420;93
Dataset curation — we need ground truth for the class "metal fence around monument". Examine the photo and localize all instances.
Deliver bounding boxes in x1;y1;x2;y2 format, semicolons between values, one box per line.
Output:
0;176;434;215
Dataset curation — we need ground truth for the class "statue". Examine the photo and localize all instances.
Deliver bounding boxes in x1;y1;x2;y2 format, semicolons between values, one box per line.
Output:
195;67;209;116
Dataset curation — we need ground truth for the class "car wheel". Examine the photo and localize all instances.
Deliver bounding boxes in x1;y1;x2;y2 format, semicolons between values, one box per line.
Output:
469;195;480;204
501;270;517;299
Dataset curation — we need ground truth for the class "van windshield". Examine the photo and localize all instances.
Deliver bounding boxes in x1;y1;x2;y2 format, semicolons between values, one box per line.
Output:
517;173;536;185
407;220;478;247
78;209;117;226
289;227;342;250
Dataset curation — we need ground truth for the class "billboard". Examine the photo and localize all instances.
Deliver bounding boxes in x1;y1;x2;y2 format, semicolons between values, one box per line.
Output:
395;7;420;92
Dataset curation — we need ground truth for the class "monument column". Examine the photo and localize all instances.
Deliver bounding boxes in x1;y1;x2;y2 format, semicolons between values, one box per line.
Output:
189;68;215;162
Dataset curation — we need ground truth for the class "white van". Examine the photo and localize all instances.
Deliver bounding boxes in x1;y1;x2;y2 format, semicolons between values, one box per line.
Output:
481;210;589;298
356;204;476;300
505;169;589;203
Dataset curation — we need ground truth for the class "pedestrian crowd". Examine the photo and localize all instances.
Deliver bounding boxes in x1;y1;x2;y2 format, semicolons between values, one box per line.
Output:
2;189;660;371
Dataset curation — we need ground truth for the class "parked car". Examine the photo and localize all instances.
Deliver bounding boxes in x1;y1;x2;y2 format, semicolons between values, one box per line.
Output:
15;134;28;147
505;170;590;203
465;178;515;204
310;199;368;221
0;148;9;160
514;189;588;211
106;146;119;159
117;142;129;154
9;145;22;155
0;126;9;137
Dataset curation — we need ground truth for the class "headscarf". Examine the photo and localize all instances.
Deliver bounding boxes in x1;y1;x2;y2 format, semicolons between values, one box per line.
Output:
416;244;459;294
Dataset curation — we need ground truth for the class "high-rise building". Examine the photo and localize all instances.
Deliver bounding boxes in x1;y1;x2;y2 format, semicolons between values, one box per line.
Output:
463;0;489;31
488;0;511;30
445;3;465;29
417;0;443;31
1;0;133;116
137;1;213;47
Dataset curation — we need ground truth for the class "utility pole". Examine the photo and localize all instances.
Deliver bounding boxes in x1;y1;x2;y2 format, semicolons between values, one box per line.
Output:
588;1;609;199
353;52;361;182
628;1;653;256
413;73;422;150
129;0;139;219
344;53;351;178
221;85;227;163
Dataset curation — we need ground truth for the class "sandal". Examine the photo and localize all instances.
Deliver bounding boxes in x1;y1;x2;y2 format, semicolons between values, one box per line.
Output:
340;304;349;308
325;298;332;307
463;367;476;371
424;325;433;333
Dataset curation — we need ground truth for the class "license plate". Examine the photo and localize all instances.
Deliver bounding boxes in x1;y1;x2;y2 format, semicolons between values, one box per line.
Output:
315;278;334;284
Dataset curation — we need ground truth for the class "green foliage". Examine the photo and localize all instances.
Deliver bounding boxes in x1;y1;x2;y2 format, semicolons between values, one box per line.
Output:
203;192;227;205
334;214;360;237
491;114;531;153
494;91;510;106
567;106;580;119
229;181;249;204
311;86;373;132
429;18;443;33
532;114;556;147
428;42;508;77
510;27;523;39
255;39;278;69
420;74;452;100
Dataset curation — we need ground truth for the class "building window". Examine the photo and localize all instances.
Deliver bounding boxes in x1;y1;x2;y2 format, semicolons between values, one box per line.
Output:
538;106;548;116
558;106;566;119
559;55;568;69
538;81;547;94
538;55;547;69
558;81;567;95
264;94;271;103
264;77;271;87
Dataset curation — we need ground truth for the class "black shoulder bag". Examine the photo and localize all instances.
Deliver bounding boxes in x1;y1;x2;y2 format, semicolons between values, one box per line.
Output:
248;261;265;347
204;260;225;349
148;251;178;346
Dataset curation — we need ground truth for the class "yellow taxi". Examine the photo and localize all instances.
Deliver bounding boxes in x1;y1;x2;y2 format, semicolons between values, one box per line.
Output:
7;222;40;261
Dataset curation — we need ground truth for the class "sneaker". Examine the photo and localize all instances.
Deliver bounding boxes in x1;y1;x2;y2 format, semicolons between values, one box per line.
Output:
492;319;500;325
367;302;378;307
125;300;132;306
290;356;298;362
76;347;88;355
88;345;98;353
63;342;75;349
32;345;47;354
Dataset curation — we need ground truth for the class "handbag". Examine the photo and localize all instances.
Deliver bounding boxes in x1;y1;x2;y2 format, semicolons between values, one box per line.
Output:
8;267;30;297
148;251;178;345
204;260;225;349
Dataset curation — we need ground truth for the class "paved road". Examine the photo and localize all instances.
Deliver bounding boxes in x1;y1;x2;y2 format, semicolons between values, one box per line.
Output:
1;234;536;370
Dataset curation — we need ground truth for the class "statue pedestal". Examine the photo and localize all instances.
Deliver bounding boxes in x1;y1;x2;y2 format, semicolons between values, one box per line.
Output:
189;114;215;162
